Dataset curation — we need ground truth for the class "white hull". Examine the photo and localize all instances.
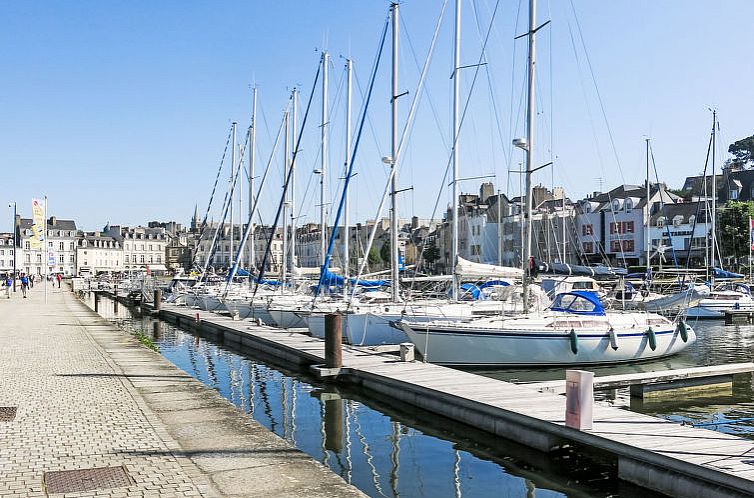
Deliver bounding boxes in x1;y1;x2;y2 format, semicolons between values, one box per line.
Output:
199;295;223;312
400;322;695;366
268;308;307;329
687;293;754;319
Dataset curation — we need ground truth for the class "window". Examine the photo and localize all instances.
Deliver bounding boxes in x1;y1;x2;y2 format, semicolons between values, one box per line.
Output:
730;189;739;200
673;216;683;227
156;255;161;263
59;242;64;250
657;217;665;228
0;250;3;256
624;198;633;212
582;224;593;236
69;255;74;263
611;240;634;252
25;241;30;250
582;242;594;253
140;255;145;264
59;255;64;264
48;241;53;248
471;245;481;256
69;242;74;250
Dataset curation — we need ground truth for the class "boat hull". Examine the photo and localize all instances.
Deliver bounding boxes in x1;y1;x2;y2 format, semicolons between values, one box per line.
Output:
400;323;696;366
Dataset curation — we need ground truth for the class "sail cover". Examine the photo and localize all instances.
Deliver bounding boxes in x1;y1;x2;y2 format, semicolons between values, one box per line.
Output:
536;260;627;278
455;257;524;279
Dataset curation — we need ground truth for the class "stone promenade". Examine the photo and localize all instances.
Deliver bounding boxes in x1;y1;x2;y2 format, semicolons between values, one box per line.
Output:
0;283;364;498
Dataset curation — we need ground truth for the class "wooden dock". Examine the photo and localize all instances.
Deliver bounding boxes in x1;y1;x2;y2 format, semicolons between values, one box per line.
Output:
527;363;754;397
125;297;754;498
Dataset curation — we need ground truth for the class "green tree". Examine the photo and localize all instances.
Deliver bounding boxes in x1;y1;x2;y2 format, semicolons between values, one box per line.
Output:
728;135;754;166
718;201;754;262
367;247;381;266
422;241;440;268
380;239;391;263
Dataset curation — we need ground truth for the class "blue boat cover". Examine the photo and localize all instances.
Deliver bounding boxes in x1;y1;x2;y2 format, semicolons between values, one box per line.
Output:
549;291;606;316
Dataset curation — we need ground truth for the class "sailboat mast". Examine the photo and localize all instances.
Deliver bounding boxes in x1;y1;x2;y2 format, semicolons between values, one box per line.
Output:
250;87;257;273
321;51;329;268
390;2;400;303
646;138;650;272
450;0;461;301
711;110;717;274
290;88;298;282
344;59;353;283
230;121;237;269
522;0;537;312
282;110;290;283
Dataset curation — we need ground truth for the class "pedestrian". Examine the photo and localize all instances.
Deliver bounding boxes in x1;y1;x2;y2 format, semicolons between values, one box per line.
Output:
29;274;34;289
20;273;29;298
56;273;62;288
4;274;11;299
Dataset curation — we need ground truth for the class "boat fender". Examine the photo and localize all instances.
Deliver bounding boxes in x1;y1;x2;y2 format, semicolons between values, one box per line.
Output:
677;321;688;343
646;327;657;351
569;328;578;355
608;327;618;350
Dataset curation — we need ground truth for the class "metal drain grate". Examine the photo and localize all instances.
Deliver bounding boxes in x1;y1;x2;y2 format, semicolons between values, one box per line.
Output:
0;407;17;422
44;466;132;494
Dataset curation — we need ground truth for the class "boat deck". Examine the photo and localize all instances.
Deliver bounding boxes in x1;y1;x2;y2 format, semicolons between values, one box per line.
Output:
142;298;754;497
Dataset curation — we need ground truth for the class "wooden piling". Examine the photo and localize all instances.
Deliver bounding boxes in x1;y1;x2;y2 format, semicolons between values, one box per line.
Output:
325;313;342;369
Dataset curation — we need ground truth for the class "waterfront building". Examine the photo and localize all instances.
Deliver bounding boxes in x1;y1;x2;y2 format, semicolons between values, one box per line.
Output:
106;225;167;273
576;183;681;267
17;216;77;276
647;201;710;268
75;232;124;275
0;233;17;274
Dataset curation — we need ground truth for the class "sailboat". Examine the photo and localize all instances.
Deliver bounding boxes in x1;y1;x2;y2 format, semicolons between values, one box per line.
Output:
399;0;696;366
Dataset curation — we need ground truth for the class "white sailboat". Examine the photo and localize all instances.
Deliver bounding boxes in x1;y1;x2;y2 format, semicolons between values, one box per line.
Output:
399;0;696;366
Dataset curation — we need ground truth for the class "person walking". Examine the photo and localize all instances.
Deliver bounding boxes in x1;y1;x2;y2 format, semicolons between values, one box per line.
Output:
29;274;34;289
20;273;29;298
4;274;11;299
56;273;62;288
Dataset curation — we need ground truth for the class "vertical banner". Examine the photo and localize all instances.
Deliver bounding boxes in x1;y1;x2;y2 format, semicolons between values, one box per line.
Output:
30;198;45;250
750;217;754;251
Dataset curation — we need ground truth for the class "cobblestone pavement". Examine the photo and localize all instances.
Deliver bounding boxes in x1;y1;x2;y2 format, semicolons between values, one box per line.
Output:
0;284;364;498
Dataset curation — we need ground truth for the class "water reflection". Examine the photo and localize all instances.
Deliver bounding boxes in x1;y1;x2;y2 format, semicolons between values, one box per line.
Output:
84;293;663;498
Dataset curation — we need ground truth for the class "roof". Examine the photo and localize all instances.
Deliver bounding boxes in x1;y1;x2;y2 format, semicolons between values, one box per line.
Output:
649;201;710;224
18;218;77;231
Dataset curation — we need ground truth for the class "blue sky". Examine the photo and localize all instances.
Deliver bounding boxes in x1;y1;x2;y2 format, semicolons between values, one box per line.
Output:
2;1;753;232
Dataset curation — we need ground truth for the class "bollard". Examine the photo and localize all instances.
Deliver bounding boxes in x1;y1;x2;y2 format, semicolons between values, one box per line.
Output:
194;312;200;323
94;292;99;312
231;310;240;321
565;369;594;430
153;289;162;311
400;343;415;362
325;313;343;369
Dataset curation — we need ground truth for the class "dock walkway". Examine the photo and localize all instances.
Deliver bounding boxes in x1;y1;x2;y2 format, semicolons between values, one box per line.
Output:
158;302;754;498
0;286;364;497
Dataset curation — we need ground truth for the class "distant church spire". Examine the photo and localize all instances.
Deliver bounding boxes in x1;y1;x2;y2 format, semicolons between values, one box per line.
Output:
191;204;200;232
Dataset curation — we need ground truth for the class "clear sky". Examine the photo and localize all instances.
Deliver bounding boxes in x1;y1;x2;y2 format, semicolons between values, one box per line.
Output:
2;0;753;233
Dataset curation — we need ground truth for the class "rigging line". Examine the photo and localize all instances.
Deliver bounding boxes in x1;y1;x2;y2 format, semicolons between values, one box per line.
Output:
349;0;451;302
470;0;511;171
191;125;233;268
506;0;525;184
568;0;625;183
649;142;680;274
254;56;322;294
406;0;504;298
401;20;449;151
313;9;390;300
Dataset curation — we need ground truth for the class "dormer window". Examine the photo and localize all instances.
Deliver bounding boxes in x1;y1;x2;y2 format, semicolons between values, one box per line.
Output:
673;215;683;227
624;198;633;212
688;215;696;225
657;216;665;228
730;189;739;200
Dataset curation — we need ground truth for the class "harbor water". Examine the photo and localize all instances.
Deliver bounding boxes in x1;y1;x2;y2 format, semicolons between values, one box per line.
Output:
83;292;751;497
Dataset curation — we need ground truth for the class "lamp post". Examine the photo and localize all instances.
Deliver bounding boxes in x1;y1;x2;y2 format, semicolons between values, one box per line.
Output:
8;202;16;292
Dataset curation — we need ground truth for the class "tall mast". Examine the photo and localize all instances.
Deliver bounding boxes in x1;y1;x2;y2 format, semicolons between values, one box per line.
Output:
282;110;290;283
344;59;353;283
320;51;329;268
249;87;257;273
522;0;537;312
390;2;400;302
646;138;651;272
290;88;298;280
450;0;461;301
711;110;717;273
230;121;237;269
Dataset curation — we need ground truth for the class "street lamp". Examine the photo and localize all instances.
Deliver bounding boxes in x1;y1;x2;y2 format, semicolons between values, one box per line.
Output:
8;202;16;292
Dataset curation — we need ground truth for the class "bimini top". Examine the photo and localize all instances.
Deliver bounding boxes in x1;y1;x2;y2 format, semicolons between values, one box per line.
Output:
549;291;605;316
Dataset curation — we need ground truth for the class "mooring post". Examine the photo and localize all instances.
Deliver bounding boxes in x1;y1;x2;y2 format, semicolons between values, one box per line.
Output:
324;395;344;452
153;289;161;311
93;292;99;312
565;369;594;430
325;313;343;369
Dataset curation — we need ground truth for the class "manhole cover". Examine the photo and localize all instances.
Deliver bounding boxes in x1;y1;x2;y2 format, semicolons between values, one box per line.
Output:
0;407;17;422
44;466;132;494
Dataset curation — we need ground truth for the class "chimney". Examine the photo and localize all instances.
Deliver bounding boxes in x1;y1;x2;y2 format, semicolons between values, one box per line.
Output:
49;216;57;227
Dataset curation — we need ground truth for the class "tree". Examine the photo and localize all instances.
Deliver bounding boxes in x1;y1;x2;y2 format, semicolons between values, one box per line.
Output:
728;135;754;167
717;201;754;263
380;239;391;264
367;247;381;266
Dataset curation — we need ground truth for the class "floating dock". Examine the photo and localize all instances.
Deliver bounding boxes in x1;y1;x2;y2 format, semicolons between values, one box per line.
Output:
140;299;754;498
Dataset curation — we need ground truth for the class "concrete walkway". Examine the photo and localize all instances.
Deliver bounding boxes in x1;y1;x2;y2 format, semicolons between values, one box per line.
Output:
0;284;364;498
